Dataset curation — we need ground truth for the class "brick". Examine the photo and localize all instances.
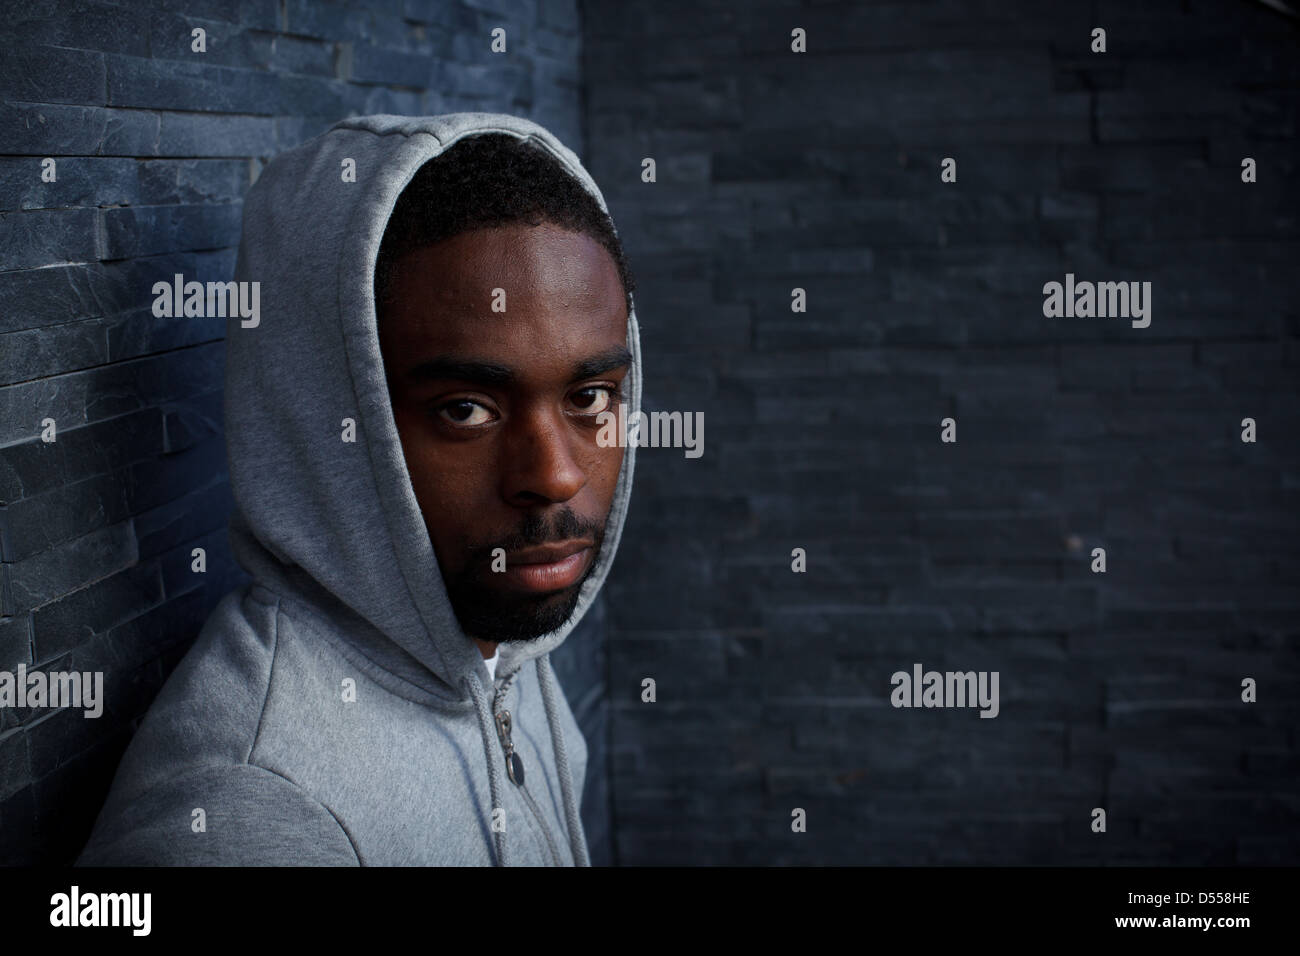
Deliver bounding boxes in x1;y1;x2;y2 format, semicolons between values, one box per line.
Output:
0;407;164;505
7;520;138;613
158;525;240;598
105;54;278;113
0;343;224;446
98;586;210;673
268;35;337;77
127;435;227;515
274;72;351;118
157;112;276;157
162;389;224;454
351;44;439;87
3;470;133;562
0;45;107;106
537;0;579;31
0;255;193;335
25;703;116;780
152;0;245;24
105;306;226;364
7;0;152;57
100;203;242;260
134;479;232;559
0;208;101;272
0;104;161;157
0;156;141;212
0;320;111;388
147;14;274;70
283;0;374;41
0;614;32;672
31;560;163;662
137;159;245;205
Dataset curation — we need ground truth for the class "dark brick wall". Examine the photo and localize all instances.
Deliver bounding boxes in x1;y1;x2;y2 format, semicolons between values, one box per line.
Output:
0;0;613;866
583;0;1300;864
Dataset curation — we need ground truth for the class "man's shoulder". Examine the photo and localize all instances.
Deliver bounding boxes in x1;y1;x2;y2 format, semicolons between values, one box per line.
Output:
79;588;311;833
130;585;286;752
78;584;364;865
147;583;360;731
77;761;360;866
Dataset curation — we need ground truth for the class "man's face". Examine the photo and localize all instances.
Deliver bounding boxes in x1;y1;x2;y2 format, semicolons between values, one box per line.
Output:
378;222;629;646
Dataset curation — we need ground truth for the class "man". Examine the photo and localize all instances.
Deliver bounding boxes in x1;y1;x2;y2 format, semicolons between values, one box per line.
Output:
77;112;642;866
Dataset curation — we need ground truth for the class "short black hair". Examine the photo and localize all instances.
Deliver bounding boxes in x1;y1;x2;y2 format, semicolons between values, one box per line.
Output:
374;132;635;322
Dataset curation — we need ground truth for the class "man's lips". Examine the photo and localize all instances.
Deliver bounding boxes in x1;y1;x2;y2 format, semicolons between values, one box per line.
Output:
507;540;593;565
496;540;595;593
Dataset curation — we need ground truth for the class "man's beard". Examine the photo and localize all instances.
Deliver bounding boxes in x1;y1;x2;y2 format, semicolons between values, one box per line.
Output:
441;506;607;645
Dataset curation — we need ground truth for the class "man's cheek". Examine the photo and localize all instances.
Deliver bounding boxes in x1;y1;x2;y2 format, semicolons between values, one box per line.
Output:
599;448;625;495
582;440;621;475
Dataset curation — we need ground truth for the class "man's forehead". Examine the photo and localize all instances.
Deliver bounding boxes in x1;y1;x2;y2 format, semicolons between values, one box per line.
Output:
380;224;627;353
388;292;626;361
390;223;619;303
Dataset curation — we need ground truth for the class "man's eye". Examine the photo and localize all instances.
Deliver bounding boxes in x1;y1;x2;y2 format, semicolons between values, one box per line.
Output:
437;401;494;426
571;387;616;415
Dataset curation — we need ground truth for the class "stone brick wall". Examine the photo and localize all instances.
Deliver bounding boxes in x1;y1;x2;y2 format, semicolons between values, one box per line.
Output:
583;0;1299;864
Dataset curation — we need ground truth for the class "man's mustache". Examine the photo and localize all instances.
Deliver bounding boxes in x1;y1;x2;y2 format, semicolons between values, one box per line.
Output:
466;507;605;563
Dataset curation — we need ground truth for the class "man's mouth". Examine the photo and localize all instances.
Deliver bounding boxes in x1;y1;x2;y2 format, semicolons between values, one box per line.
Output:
497;539;595;593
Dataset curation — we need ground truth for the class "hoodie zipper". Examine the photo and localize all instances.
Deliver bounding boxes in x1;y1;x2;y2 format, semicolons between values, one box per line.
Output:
493;683;565;866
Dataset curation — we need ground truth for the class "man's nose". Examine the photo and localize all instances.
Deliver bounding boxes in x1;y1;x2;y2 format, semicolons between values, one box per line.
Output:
500;407;586;506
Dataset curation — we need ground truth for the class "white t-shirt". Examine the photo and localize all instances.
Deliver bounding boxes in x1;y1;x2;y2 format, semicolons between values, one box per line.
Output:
484;647;499;682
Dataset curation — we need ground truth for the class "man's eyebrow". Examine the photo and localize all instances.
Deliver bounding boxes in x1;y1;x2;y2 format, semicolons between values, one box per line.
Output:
405;346;632;389
406;357;515;388
571;345;632;381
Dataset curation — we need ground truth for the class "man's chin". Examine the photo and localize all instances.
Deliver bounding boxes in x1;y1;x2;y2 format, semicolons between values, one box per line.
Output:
448;580;584;645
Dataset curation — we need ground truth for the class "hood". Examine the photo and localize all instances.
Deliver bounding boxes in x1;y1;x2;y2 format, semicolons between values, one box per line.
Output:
222;113;641;865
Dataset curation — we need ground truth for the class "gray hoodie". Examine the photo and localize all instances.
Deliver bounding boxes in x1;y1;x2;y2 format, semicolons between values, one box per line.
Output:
76;112;642;866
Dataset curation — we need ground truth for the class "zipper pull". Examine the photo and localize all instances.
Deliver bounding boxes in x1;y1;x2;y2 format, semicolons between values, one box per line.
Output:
494;709;526;786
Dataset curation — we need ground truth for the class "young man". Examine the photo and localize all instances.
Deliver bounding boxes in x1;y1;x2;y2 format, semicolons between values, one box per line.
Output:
77;113;642;866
